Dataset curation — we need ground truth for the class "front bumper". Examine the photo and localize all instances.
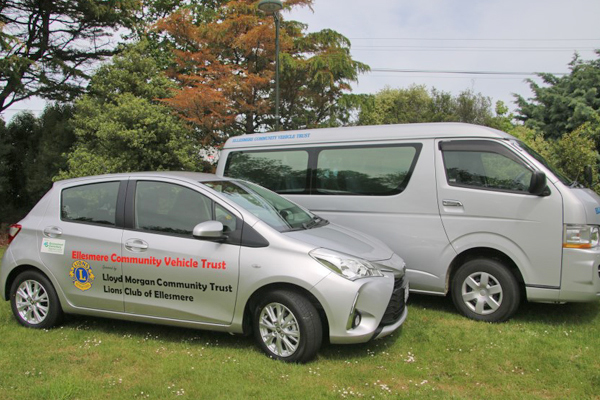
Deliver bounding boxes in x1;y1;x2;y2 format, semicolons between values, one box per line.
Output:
559;247;600;302
311;271;408;345
526;247;600;303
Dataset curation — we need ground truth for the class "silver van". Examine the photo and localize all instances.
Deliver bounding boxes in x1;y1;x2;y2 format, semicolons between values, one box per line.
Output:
1;172;408;362
217;122;600;322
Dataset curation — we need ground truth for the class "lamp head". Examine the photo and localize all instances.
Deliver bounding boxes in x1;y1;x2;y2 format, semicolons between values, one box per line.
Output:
258;0;283;13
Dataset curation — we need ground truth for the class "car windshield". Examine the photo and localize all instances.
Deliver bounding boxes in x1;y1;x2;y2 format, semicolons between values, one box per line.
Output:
203;180;324;232
512;140;573;186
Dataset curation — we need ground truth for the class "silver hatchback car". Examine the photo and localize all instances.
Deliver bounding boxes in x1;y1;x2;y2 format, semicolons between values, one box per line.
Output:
1;172;408;362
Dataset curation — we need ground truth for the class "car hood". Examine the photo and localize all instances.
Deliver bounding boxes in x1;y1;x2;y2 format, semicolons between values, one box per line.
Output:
284;223;394;262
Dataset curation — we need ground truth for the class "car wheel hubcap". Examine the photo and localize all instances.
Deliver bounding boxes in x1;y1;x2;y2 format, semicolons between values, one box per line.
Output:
461;272;503;315
259;302;300;357
15;280;49;324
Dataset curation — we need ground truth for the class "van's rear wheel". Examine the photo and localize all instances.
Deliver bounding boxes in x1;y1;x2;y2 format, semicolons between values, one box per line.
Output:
253;290;322;363
451;258;520;322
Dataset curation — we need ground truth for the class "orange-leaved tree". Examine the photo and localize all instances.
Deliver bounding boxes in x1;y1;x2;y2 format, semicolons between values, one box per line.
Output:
155;0;368;145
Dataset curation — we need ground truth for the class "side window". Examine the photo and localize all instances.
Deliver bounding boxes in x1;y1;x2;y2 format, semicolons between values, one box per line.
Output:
225;150;309;193
215;203;238;233
441;140;533;192
316;145;421;195
135;181;213;235
61;182;120;226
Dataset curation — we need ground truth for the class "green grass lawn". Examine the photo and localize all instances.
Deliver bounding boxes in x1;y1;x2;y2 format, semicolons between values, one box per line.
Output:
0;246;599;399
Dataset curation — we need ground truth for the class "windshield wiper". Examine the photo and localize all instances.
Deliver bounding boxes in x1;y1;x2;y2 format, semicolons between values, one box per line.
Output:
302;216;329;230
570;180;585;188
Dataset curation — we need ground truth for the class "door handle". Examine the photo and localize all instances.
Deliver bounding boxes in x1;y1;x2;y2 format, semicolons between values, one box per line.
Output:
43;226;63;237
442;199;463;207
125;239;149;252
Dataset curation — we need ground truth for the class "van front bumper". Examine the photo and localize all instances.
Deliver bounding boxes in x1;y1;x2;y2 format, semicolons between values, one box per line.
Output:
559;247;600;302
527;247;600;303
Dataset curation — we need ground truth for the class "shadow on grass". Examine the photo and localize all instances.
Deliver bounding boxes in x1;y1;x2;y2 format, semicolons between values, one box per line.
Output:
61;313;255;350
513;300;600;325
58;312;390;363
59;313;381;362
404;291;600;325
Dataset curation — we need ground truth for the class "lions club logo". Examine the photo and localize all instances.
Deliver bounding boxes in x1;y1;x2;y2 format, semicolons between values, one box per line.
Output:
70;260;95;291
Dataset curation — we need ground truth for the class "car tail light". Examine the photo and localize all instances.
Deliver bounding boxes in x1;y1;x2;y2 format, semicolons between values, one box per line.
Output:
8;224;22;244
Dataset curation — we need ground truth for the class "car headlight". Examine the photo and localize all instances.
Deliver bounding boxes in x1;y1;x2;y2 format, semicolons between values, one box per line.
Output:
564;225;600;249
310;248;384;280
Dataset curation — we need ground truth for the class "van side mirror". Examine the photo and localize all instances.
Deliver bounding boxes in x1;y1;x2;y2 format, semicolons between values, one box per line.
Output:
193;221;228;242
584;165;593;187
528;170;547;196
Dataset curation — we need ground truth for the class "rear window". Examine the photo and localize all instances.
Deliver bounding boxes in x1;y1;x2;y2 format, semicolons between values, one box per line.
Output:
225;144;421;196
225;151;309;194
61;182;120;226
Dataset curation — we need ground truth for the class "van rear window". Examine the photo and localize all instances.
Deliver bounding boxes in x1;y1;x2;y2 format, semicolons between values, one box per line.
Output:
225;151;309;194
225;144;421;196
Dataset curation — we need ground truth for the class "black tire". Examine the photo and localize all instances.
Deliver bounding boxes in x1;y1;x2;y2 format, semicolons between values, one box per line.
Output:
253;290;322;363
451;258;520;322
10;270;63;329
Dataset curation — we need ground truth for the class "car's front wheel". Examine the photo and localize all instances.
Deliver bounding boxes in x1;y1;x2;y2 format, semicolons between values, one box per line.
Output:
253;290;322;363
10;270;63;329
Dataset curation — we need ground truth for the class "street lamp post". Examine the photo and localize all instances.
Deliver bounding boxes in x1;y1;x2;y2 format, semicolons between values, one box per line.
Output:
258;0;283;131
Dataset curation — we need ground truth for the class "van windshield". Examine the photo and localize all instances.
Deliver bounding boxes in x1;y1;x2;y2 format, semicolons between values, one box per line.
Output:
512;140;573;186
203;180;326;232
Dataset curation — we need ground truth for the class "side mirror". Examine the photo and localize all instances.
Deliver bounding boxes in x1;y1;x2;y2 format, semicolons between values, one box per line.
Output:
584;165;593;187
193;221;228;242
528;170;548;196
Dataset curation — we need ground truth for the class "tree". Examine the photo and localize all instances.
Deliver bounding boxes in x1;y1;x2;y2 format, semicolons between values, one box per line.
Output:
515;51;600;141
0;0;140;112
155;0;367;143
510;124;599;190
0;104;75;223
356;85;503;127
57;42;202;180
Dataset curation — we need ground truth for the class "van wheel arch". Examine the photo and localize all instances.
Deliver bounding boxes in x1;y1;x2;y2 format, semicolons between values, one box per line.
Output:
243;283;329;341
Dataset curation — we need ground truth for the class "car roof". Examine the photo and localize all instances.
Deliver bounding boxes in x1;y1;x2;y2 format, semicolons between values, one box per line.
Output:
223;122;515;149
53;171;229;187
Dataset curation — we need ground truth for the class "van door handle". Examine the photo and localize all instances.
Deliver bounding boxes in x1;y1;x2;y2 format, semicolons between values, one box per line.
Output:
43;226;63;237
442;199;463;207
125;239;149;252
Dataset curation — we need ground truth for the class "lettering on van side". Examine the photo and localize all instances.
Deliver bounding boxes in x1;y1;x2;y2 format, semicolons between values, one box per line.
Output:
230;132;310;143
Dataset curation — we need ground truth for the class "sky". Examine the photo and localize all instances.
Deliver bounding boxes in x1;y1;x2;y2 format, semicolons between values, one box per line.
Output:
286;0;600;112
2;0;600;122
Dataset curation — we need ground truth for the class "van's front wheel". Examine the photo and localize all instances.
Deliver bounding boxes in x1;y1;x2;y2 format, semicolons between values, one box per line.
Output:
451;259;520;322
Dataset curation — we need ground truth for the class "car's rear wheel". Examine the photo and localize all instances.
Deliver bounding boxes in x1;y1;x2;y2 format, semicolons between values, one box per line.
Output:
253;290;322;363
451;258;520;322
10;270;63;329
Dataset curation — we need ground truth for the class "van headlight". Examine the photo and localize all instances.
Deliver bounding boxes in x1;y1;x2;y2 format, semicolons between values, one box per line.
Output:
564;225;600;249
310;248;384;280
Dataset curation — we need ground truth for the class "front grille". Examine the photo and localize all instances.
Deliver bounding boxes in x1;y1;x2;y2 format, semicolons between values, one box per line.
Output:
381;276;406;325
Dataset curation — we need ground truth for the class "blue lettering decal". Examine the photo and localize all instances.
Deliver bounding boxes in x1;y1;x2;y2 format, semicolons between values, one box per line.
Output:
231;132;311;143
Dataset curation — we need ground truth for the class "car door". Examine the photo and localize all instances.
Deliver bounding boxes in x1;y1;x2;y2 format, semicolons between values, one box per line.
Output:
121;179;241;324
39;180;126;311
435;139;564;288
